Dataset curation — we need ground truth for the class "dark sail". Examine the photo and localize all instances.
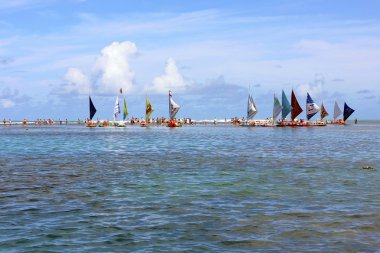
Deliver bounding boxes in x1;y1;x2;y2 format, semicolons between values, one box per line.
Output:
291;89;303;121
320;103;328;120
343;102;355;121
89;96;97;120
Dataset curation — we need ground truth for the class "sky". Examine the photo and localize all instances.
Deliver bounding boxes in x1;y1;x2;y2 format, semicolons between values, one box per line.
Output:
0;0;379;120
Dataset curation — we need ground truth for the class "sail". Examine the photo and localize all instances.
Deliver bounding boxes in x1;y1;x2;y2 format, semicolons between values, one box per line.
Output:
89;96;97;120
113;96;120;120
333;101;342;121
343;103;355;121
320;102;328;120
273;94;282;121
281;90;292;119
123;97;128;120
169;90;180;119
291;89;303;121
146;96;154;121
306;92;320;120
247;95;258;120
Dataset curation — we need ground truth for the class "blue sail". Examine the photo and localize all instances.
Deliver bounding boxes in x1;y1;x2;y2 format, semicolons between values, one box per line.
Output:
281;90;292;119
306;92;320;120
343;103;355;121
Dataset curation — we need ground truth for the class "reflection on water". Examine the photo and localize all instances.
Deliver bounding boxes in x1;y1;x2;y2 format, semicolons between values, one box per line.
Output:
0;123;379;252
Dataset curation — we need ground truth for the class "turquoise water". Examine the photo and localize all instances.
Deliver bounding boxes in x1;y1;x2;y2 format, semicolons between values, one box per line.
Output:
1;123;379;252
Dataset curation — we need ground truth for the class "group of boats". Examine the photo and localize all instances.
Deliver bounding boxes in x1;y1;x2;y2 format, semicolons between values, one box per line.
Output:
86;88;355;128
86;89;181;128
243;89;355;127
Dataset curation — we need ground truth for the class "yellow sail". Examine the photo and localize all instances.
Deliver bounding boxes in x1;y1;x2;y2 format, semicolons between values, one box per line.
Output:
146;95;154;122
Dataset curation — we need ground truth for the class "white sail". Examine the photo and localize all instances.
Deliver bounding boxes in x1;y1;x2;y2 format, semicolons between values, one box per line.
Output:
113;96;120;121
333;101;342;121
169;91;180;119
247;95;258;120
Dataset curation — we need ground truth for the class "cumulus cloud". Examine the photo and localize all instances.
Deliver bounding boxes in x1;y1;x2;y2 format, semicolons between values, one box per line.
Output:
62;67;90;94
147;57;191;94
61;41;137;96
296;73;325;98
94;41;137;94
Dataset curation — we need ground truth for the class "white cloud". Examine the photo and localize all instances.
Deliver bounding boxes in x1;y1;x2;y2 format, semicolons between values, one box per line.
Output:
147;57;191;94
94;41;137;94
62;67;90;94
0;98;15;108
60;41;137;95
296;73;325;99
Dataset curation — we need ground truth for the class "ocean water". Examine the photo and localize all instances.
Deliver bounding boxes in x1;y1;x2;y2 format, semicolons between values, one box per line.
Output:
0;123;379;252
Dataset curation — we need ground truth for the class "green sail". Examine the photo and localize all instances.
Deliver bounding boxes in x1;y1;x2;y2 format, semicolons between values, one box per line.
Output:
281;90;291;119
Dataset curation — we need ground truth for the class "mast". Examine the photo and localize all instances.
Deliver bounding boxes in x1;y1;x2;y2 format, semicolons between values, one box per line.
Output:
291;89;303;121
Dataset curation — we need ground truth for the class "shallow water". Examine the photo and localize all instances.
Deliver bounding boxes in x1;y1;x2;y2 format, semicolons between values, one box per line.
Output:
1;123;379;252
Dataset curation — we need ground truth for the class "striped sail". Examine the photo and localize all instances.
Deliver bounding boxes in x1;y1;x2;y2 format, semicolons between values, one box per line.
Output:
333;101;342;121
281;90;291;119
306;92;320;120
273;94;282;121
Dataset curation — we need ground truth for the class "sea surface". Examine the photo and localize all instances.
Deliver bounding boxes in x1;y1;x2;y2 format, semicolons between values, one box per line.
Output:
1;122;379;252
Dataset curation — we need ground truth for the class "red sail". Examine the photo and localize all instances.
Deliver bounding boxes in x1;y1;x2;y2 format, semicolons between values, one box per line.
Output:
291;89;303;121
320;103;328;119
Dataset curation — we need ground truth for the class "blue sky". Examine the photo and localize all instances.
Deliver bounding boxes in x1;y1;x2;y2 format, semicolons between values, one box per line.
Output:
0;0;379;120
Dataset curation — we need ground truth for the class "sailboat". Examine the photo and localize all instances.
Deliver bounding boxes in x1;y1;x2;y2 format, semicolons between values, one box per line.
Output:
167;90;181;127
320;102;328;120
111;89;126;127
332;101;344;124
291;89;303;122
281;90;292;120
86;96;97;127
246;94;258;126
343;103;355;122
272;94;282;126
141;95;154;127
306;93;320;120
